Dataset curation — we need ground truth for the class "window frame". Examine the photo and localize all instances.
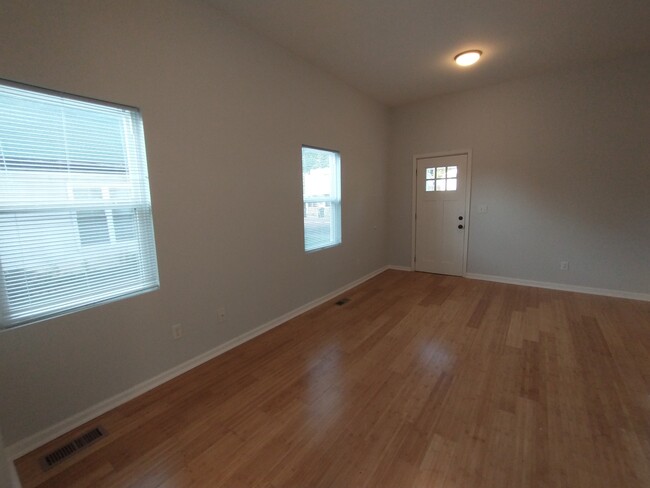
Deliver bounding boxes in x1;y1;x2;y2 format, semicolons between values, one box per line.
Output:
0;79;159;330
301;145;342;252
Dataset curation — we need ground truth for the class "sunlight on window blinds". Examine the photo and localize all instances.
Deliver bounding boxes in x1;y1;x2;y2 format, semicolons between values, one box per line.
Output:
0;81;159;329
302;146;341;252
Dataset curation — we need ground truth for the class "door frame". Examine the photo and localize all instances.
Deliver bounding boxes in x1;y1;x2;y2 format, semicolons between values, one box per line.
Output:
411;149;473;275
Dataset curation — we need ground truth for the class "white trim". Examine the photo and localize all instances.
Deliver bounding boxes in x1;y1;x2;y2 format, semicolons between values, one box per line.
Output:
5;266;390;460
387;265;413;272
8;459;21;488
465;273;650;302
410;158;417;270
2;451;21;488
411;149;472;275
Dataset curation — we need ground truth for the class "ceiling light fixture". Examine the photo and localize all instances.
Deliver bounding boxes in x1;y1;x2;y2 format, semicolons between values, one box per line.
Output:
454;50;482;67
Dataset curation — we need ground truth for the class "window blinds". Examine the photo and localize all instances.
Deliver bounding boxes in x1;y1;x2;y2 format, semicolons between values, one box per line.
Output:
302;146;341;252
0;81;159;329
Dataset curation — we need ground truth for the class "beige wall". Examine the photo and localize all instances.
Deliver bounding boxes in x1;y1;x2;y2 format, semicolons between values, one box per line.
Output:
389;55;650;293
0;0;388;446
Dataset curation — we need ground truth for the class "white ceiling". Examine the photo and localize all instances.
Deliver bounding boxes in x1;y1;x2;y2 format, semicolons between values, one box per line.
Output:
207;0;650;106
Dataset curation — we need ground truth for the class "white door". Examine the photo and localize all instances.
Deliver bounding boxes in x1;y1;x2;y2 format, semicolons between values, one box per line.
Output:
414;153;468;275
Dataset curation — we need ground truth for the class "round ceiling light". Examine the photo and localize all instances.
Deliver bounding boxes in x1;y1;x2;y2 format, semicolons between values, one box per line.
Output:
454;50;482;67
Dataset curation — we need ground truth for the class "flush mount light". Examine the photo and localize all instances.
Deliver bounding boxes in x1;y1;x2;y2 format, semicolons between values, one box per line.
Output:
454;50;482;67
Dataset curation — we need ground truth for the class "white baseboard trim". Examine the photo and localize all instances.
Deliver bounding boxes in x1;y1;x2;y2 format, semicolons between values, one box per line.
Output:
465;273;650;302
2;452;22;488
9;459;22;488
6;266;390;461
387;265;413;272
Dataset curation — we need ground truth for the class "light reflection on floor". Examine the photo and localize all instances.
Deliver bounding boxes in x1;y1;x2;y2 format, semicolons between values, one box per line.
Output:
420;341;454;372
305;343;343;433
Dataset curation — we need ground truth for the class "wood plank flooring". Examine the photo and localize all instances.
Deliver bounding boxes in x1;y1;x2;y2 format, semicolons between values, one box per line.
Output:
15;270;650;487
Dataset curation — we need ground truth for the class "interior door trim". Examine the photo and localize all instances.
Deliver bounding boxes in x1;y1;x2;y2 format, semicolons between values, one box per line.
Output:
411;149;472;275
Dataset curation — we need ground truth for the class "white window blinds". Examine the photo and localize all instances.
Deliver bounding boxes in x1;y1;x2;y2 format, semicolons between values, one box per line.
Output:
302;146;341;251
0;81;159;329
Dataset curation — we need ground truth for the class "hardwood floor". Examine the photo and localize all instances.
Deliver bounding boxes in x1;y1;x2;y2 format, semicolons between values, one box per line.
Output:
15;270;650;487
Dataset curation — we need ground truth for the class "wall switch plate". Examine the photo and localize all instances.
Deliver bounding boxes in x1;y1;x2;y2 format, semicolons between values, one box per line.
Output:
216;307;226;324
172;323;183;339
560;261;569;271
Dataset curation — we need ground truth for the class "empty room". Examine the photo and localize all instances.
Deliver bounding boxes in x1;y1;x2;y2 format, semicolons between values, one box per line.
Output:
0;1;649;487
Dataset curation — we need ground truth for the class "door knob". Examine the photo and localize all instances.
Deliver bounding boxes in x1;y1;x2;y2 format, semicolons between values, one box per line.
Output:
458;224;464;229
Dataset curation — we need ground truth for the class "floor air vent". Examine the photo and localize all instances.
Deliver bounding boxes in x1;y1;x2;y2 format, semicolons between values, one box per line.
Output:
40;426;107;471
335;298;350;306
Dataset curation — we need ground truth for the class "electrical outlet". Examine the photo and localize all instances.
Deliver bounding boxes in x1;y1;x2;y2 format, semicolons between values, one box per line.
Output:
560;261;569;271
172;323;183;339
216;306;226;324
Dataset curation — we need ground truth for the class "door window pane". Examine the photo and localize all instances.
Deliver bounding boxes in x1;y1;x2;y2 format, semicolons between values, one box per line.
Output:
425;165;458;192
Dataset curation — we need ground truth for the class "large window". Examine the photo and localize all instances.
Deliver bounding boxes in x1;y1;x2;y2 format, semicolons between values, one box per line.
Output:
0;80;159;329
302;146;341;251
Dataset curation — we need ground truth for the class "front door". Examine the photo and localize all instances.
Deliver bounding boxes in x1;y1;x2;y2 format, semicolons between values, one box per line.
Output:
414;153;468;275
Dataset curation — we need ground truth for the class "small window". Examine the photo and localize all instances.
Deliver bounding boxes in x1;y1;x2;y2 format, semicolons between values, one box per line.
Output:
0;80;159;329
302;146;341;251
425;165;458;192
